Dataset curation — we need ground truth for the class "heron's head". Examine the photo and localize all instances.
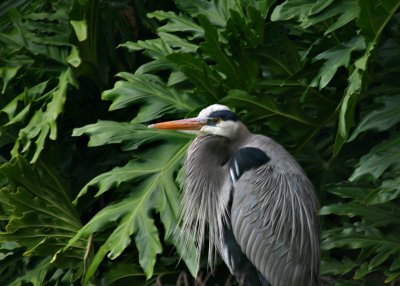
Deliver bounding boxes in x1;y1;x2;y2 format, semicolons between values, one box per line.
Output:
149;104;247;139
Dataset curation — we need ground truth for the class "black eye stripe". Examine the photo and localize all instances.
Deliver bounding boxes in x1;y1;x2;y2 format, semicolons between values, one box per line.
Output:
208;110;239;121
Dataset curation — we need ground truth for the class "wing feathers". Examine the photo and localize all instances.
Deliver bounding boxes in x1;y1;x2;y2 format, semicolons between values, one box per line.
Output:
230;161;320;286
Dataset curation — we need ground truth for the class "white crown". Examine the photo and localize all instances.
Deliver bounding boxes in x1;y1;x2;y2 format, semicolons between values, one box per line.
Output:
198;104;230;118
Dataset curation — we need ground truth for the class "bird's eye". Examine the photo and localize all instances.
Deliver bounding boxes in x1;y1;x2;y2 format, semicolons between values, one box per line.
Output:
208;118;221;126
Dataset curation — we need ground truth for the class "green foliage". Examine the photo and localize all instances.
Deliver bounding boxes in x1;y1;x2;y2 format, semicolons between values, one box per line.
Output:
334;0;400;155
0;154;85;285
0;0;400;285
349;96;400;140
67;123;198;282
0;1;79;163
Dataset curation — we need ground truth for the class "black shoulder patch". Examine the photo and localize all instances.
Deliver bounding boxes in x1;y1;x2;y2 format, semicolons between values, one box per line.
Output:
209;110;239;121
229;147;270;183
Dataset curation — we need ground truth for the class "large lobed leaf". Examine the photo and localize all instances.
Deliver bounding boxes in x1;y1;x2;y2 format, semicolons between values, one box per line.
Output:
271;0;359;34
0;155;85;284
102;72;198;123
350;95;400;140
311;36;365;90
0;1;80;163
322;133;400;281
72;120;183;152
333;0;400;155
350;136;400;181
175;0;240;27
322;223;400;281
148;10;204;39
67;122;198;282
10;68;77;163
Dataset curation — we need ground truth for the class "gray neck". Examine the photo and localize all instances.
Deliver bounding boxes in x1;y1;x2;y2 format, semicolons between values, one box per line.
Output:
181;134;233;268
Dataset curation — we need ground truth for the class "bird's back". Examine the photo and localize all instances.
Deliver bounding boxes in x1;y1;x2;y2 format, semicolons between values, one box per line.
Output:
226;134;320;286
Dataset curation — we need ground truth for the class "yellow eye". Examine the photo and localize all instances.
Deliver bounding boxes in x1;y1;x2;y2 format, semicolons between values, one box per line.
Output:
208;118;221;126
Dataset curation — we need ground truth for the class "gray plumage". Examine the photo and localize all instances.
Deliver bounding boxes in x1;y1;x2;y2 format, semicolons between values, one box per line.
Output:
149;104;321;286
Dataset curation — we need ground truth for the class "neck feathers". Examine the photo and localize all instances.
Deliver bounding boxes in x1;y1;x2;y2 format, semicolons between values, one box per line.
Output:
180;135;232;269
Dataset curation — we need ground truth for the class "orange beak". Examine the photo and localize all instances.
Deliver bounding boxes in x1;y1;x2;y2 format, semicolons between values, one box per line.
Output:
148;117;207;131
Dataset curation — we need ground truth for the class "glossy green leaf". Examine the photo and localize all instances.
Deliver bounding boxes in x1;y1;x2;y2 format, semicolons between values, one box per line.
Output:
198;15;245;89
385;270;400;283
350;136;400;181
103;262;146;285
73;121;189;152
390;254;400;272
4;7;72;63
66;45;81;67
221;89;316;126
11;68;77;162
271;0;326;22
0;155;84;269
1;81;48;123
271;0;358;34
358;0;400;41
148;11;203;39
158;32;198;53
8;257;51;286
102;73;197;123
321;258;358;276
312;36;365;90
334;0;400;156
175;0;238;27
120;39;172;60
350;95;400;140
333;45;372;156
305;0;359;34
226;7;265;46
70;19;87;42
363;176;400;205
320;202;400;227
167;53;224;102
251;35;302;78
67;138;199;281
0;66;20;93
322;223;400;278
0;1;80;163
323;182;374;201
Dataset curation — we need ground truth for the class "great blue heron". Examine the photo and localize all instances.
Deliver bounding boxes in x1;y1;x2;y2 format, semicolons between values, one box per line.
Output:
149;104;320;286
